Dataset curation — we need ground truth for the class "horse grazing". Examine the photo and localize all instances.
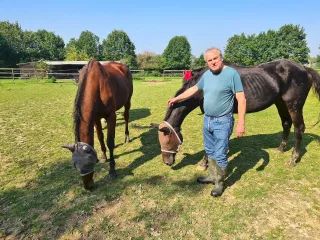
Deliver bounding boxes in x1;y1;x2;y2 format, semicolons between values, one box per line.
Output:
63;59;133;190
151;59;320;167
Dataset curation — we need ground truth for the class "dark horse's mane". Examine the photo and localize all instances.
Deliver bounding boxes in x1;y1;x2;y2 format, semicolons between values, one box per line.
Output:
164;61;245;121
178;60;244;91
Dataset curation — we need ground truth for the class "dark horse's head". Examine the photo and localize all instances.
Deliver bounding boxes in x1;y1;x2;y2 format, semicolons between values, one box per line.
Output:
151;67;207;166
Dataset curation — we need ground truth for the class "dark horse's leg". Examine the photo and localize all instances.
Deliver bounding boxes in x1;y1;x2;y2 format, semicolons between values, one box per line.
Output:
123;99;131;143
106;113;117;178
288;108;305;166
94;118;107;163
275;99;293;152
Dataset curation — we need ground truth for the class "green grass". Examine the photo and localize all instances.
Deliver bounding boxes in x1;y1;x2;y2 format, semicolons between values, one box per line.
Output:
0;78;319;239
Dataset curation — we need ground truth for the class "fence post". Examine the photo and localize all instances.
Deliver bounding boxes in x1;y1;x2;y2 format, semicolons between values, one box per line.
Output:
12;69;15;82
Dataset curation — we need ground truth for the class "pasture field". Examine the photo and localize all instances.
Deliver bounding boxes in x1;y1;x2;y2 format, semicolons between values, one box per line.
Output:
0;78;319;240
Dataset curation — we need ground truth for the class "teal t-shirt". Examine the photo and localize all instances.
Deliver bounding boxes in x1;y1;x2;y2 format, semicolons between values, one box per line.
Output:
196;66;243;117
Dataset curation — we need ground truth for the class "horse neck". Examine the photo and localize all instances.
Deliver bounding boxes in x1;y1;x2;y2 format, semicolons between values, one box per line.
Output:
75;70;105;146
165;98;200;132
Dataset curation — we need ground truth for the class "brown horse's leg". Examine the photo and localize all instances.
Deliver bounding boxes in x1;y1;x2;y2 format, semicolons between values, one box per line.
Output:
275;99;293;152
106;113;117;178
287;109;305;166
94;118;107;163
123;100;131;143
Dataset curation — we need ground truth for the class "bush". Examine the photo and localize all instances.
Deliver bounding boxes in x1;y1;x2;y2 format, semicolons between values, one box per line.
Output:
48;76;56;83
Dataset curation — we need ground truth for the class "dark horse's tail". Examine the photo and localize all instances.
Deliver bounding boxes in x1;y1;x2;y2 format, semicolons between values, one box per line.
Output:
305;66;320;100
305;66;320;126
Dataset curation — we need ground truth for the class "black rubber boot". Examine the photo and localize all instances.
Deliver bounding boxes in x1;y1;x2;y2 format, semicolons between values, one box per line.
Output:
197;158;216;184
197;154;208;171
210;162;227;197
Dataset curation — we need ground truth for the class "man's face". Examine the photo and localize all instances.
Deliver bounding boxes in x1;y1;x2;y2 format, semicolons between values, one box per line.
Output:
205;50;224;72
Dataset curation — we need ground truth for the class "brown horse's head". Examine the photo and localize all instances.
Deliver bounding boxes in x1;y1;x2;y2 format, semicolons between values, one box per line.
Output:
62;142;98;190
151;122;183;166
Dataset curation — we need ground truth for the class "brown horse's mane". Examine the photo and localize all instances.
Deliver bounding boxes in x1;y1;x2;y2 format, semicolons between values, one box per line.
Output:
73;64;89;142
73;59;110;142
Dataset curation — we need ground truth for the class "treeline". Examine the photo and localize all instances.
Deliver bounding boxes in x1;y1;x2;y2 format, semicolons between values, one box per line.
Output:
1;21;319;70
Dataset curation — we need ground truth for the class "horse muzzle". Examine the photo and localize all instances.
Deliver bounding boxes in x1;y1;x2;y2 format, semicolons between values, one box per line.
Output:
161;151;176;166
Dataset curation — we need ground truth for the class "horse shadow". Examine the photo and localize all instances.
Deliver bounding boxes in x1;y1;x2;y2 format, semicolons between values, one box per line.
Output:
102;108;151;129
97;125;160;179
172;132;320;187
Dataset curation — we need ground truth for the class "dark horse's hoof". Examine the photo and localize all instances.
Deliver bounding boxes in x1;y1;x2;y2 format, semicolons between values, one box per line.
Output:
287;161;297;168
109;171;117;179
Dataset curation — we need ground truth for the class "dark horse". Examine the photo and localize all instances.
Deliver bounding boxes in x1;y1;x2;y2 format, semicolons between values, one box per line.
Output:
63;59;133;190
152;59;320;167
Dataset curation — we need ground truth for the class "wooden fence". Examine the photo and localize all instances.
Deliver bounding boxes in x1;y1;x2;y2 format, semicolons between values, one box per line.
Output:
0;68;146;81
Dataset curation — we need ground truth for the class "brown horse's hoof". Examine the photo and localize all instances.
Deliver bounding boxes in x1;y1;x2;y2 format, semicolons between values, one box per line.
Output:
124;135;130;143
100;154;107;163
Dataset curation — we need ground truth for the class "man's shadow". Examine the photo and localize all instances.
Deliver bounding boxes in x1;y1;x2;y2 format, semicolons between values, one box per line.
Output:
171;132;319;187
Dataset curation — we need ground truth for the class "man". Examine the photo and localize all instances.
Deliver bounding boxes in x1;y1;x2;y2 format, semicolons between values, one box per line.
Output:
168;47;246;197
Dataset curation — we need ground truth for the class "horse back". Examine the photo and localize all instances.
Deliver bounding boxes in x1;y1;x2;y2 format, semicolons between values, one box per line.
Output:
102;62;133;110
232;60;312;113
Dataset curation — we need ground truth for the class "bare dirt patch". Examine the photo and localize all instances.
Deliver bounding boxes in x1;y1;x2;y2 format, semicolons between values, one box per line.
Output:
144;81;166;85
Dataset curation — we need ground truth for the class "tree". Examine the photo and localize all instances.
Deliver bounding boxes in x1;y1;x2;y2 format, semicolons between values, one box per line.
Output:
224;33;257;66
136;51;163;70
224;24;310;66
0;33;14;67
254;30;279;64
65;38;90;61
196;53;206;68
316;45;320;68
23;29;65;62
0;21;24;66
101;30;137;68
276;24;309;64
162;36;191;69
77;30;100;59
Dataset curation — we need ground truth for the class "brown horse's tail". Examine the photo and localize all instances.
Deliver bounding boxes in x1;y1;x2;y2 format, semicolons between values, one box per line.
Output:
305;66;320;126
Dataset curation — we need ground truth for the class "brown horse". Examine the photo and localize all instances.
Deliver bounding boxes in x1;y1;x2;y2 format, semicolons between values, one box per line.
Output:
152;59;320;167
63;59;133;190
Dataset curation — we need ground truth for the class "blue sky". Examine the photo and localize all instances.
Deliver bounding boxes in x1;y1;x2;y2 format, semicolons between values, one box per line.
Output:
2;0;320;57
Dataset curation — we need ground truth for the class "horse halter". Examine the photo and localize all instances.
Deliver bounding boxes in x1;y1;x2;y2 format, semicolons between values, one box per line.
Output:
160;121;182;154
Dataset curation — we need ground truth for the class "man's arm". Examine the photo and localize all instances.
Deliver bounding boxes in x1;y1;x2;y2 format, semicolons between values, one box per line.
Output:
168;85;199;106
235;91;246;137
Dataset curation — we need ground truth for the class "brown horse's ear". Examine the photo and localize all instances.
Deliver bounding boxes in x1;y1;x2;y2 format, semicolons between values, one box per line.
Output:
159;126;171;134
150;123;159;128
62;144;75;153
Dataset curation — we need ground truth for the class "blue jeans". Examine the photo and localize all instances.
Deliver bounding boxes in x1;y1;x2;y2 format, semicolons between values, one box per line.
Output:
203;113;234;168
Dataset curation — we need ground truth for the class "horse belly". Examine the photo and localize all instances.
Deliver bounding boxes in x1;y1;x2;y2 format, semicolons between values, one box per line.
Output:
243;85;279;113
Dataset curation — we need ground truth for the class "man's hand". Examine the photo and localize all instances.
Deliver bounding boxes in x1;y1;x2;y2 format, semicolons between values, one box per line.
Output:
236;123;245;137
168;97;178;106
